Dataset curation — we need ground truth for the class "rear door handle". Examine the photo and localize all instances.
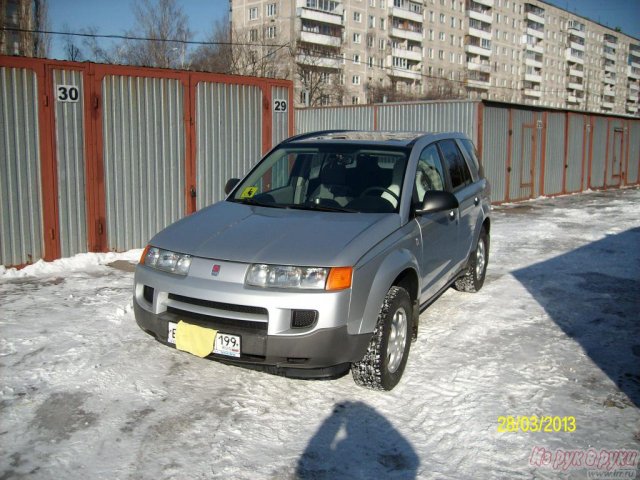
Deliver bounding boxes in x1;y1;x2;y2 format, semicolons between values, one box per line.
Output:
474;197;480;206
448;210;456;220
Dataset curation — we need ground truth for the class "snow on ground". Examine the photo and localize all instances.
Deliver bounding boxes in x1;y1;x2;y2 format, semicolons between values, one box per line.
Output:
1;188;639;479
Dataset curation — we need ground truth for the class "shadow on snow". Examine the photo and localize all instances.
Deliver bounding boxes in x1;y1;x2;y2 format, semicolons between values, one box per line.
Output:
512;227;640;407
296;401;419;479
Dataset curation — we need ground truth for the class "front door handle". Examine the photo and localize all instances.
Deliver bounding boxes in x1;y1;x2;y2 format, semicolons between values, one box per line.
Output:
449;210;456;220
474;196;480;206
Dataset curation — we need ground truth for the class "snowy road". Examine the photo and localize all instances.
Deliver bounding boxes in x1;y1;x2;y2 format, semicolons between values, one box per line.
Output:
1;188;639;479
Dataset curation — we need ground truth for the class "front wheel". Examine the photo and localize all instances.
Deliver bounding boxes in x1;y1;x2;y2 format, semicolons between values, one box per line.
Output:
454;227;489;293
351;286;413;391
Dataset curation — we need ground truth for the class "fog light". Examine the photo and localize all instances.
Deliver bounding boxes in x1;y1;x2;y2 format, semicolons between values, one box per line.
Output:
291;310;318;329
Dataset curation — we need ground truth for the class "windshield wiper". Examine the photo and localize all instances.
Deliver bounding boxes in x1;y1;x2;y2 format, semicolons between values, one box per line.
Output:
287;203;357;213
232;198;287;209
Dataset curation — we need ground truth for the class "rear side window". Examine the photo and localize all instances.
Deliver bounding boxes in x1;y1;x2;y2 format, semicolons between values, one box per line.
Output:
458;138;482;180
438;140;472;191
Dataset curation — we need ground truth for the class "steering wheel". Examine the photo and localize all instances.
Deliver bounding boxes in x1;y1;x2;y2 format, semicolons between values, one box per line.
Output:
361;186;400;202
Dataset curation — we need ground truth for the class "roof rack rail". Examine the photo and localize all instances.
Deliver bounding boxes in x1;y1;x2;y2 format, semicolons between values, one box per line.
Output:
281;129;354;144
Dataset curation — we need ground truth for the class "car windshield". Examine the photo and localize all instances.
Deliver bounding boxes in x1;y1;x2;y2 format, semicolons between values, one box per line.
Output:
228;144;409;213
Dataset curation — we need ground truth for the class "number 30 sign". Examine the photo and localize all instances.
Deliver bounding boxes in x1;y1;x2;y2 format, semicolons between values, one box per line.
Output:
56;85;80;103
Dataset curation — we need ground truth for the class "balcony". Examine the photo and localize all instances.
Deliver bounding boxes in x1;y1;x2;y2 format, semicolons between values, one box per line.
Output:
299;31;341;48
603;51;616;61
389;6;423;24
525;73;542;83
469;26;492;41
467;78;490;89
389;67;423;81
524;88;542;98
390;27;423;43
526;42;544;54
467;61;491;73
604;40;617;50
604;63;616;73
473;0;494;6
630;82;640;92
525;57;543;69
567;95;583;104
568;81;584;91
392;47;422;62
630;59;640;69
299;7;343;26
567;24;586;39
628;66;640;79
569;67;584;78
570;41;585;52
467;9;492;24
526;27;545;40
295;54;341;69
526;12;545;25
601;101;614;110
626;104;638;114
465;44;492;57
628;93;639;102
565;48;584;64
603;75;616;86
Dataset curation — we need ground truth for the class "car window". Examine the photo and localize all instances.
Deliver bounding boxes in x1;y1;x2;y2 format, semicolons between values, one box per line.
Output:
457;138;482;181
438;139;472;191
415;144;446;204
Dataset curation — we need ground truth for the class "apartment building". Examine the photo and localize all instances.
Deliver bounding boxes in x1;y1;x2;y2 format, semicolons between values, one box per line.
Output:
230;0;640;116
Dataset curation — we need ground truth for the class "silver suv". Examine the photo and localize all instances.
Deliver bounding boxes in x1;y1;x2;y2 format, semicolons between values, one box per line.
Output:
133;131;491;390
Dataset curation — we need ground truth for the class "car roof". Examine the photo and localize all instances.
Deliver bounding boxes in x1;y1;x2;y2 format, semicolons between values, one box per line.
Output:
283;130;468;148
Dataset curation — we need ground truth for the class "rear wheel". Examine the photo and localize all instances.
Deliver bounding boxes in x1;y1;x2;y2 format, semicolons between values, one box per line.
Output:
454;227;489;293
351;286;413;391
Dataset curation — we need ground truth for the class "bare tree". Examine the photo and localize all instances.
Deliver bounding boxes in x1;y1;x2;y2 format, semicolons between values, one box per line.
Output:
80;26;122;64
227;26;290;78
121;0;192;69
293;46;344;106
189;17;232;73
62;23;82;61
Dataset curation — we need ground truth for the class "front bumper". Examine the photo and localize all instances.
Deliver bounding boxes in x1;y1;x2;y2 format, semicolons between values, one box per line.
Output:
133;300;370;378
132;260;371;378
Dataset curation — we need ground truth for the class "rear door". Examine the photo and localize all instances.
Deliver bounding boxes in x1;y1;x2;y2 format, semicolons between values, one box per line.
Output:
414;143;459;302
437;139;482;268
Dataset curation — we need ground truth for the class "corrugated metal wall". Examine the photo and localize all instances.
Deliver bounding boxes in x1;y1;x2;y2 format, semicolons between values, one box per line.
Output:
296;105;374;132
272;85;290;147
195;82;262;209
53;69;87;258
481;107;509;202
377;101;477;140
543;113;565;196
509;109;539;201
102;75;185;251
606;118;625;187
628;121;640;184
565;114;586;193
589;116;608;189
0;67;43;266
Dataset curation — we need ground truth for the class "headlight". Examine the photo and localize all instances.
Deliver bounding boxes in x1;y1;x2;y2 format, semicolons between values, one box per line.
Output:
245;264;352;290
140;246;192;276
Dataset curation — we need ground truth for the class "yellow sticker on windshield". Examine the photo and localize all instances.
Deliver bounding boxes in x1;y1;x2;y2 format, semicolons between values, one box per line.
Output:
240;186;258;199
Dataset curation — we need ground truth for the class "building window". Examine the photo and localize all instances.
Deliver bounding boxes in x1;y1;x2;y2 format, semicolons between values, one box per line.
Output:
352;75;361;85
250;29;258;42
439;32;445;41
354;11;362;22
380;17;386;30
354;54;361;64
440;13;445;23
429;29;434;41
438;50;444;59
352;96;360;105
248;7;258;20
367;35;374;47
369;15;375;28
266;3;277;16
353;33;361;44
266;26;276;39
379;38;386;50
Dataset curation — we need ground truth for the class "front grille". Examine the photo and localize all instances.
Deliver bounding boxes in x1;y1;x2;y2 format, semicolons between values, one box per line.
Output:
168;293;267;316
167;307;268;332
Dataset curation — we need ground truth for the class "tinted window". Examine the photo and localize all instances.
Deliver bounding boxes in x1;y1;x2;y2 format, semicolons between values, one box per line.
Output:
438;140;472;191
415;144;446;204
458;138;482;180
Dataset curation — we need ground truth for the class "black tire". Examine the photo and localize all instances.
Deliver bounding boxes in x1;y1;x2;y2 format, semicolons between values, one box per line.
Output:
351;286;413;391
454;227;489;293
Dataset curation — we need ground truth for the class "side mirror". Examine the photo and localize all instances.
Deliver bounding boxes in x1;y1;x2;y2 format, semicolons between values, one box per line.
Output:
415;191;459;215
224;178;240;195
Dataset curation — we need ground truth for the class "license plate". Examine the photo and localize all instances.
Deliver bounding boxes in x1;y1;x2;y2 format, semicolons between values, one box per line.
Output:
214;333;241;358
167;322;240;358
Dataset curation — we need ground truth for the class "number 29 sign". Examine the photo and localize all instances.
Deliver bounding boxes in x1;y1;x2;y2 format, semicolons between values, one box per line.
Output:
56;85;80;103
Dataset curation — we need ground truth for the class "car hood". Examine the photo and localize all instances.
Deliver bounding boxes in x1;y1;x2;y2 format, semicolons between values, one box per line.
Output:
149;201;401;266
